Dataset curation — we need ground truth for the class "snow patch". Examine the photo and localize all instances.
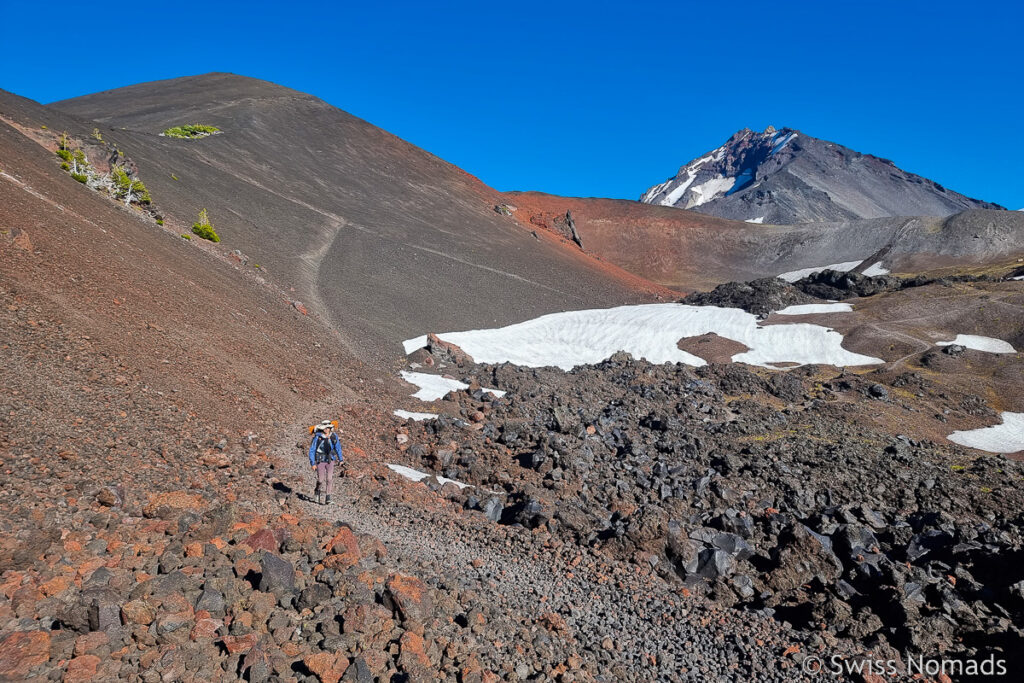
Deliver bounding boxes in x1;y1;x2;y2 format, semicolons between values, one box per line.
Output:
686;175;737;208
403;304;881;371
775;303;853;315
1012;276;1024;281
948;412;1024;453
399;370;505;401
393;409;438;421
936;334;1016;354
387;464;473;489
663;173;698;206
728;169;754;195
770;133;796;155
862;262;890;277
745;217;765;224
776;261;864;283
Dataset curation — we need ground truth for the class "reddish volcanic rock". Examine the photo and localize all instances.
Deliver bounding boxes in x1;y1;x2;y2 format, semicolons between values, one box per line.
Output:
243;527;280;553
0;630;50;678
385;574;433;626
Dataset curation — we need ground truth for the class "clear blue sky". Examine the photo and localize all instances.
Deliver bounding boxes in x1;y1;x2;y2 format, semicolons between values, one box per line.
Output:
2;0;1021;208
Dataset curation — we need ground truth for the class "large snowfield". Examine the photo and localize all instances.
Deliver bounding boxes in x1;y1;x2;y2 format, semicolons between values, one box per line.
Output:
948;412;1024;454
404;304;882;371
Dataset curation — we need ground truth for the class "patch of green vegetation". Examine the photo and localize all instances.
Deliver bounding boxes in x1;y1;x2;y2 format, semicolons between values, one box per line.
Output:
60;162;70;171
91;127;103;141
55;148;72;162
951;464;966;472
40;125;47;130
156;218;164;225
111;165;151;205
70;172;88;184
171;174;179;181
162;124;221;139
191;208;220;242
181;233;192;240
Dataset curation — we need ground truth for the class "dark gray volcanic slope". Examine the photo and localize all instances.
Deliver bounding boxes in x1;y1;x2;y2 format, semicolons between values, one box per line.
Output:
641;127;1003;224
48;73;654;361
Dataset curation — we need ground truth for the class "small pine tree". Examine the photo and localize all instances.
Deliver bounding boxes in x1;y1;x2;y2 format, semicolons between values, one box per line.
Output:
109;165;150;206
71;149;87;175
191;208;220;242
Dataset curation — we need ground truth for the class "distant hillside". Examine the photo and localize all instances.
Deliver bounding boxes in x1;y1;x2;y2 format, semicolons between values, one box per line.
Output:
640;126;1003;224
508;191;1024;290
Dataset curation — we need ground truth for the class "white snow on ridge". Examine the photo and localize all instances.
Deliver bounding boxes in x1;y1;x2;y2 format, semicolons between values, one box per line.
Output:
403;304;881;371
777;260;864;283
399;370;506;401
393;409;438;421
948;412;1024;453
936;334;1016;354
770;132;796;155
664;173;698;206
686;175;737;208
387;464;472;489
745;217;765;224
775;303;853;315
862;262;890;277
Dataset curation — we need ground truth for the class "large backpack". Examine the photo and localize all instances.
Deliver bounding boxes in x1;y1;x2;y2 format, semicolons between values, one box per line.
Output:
313;432;337;464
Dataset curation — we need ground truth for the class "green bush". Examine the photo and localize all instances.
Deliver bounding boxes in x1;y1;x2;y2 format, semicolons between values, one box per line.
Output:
60;162;70;171
156;218;164;225
191;208;220;242
181;233;192;240
162;124;221;139
55;148;72;162
70;173;88;184
111;165;152;204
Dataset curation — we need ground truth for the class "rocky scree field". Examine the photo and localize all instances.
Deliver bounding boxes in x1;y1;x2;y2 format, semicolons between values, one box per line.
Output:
391;330;1024;677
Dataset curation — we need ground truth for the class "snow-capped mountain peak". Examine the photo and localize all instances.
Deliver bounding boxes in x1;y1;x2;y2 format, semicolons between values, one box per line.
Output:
640;127;1002;224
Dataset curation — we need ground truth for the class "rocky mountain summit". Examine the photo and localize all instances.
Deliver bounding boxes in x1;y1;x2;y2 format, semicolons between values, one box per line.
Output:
640;126;1003;224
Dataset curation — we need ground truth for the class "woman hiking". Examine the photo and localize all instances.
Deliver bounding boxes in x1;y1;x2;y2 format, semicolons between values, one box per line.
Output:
308;420;344;505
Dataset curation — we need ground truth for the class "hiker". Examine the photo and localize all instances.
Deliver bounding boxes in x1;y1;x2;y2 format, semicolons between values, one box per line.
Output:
308;420;344;504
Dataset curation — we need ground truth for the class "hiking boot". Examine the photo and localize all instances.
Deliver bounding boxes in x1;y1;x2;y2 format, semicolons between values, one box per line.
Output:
325;495;332;505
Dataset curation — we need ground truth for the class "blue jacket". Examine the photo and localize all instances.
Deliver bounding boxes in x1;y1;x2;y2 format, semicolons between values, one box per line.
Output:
308;432;344;467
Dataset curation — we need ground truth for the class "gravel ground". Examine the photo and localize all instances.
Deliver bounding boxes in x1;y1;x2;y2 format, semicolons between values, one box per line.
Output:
285;440;823;682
